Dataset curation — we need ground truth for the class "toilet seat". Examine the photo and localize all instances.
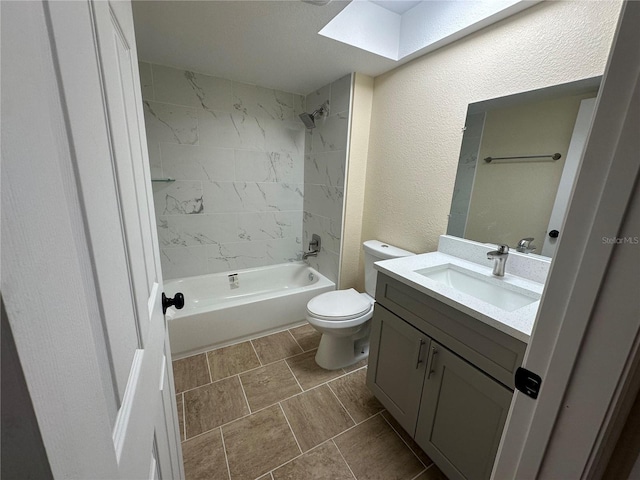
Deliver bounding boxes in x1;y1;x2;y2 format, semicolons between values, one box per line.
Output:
306;289;372;322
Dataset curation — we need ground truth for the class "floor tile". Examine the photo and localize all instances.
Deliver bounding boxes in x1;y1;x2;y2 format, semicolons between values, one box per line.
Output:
176;394;185;441
286;350;344;390
382;410;433;468
289;324;322;351
173;354;211;394
272;441;354;480
329;368;383;423
334;414;424;480
182;428;229;480
207;341;261;381
414;464;448;480
280;385;354;452
240;361;302;411
256;475;273;480
343;358;368;373
184;376;249;438
222;405;301;480
252;331;303;364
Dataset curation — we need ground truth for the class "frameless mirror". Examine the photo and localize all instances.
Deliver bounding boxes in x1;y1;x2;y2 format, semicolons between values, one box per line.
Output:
447;77;600;258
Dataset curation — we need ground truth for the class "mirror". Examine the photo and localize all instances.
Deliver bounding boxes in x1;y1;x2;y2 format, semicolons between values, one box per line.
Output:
447;77;600;258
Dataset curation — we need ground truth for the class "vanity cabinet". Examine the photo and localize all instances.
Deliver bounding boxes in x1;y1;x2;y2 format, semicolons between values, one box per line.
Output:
367;273;526;480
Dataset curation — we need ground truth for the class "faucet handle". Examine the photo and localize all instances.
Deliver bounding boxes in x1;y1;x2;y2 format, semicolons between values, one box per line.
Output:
497;244;509;254
518;237;534;246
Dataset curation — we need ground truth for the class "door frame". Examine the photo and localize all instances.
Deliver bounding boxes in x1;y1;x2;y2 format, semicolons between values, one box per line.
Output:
493;1;640;477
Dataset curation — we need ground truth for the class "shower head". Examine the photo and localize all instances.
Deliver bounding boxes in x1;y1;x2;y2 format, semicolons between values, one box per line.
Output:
299;112;317;129
298;101;329;129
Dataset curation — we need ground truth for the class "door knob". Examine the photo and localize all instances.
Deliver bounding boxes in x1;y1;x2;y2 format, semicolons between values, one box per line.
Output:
162;292;184;315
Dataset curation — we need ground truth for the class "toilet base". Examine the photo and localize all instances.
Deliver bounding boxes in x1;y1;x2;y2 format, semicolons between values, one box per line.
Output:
314;332;370;370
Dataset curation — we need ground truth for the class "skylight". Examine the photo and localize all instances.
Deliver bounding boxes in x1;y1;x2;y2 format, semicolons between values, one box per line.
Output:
319;0;539;61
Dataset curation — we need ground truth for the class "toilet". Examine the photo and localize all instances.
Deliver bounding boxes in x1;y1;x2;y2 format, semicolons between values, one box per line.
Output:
306;240;414;370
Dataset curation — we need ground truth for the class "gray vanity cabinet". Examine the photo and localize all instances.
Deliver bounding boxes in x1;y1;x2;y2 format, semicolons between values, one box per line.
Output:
367;273;527;480
366;305;431;435
414;341;512;480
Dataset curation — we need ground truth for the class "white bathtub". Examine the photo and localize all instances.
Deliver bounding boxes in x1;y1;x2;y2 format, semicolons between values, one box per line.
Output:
164;262;335;358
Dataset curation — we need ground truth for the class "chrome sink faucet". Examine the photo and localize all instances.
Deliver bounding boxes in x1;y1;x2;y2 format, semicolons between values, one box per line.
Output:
487;244;509;276
516;237;536;254
303;234;321;259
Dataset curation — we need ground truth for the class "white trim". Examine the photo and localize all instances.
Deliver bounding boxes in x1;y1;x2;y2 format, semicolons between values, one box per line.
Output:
493;1;640;477
113;349;144;460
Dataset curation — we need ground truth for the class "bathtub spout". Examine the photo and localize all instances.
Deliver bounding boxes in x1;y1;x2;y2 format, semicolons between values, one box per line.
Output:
303;249;319;259
303;233;321;259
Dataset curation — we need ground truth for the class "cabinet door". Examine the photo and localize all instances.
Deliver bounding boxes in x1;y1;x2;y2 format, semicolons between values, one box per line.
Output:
367;305;430;436
415;342;513;480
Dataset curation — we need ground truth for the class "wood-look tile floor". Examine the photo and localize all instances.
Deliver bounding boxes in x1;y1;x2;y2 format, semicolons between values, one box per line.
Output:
173;323;448;480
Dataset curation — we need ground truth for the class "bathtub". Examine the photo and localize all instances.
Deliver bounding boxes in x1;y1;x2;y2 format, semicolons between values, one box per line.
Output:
164;262;335;358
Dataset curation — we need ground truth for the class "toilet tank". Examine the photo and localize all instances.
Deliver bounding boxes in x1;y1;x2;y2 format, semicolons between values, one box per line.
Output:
363;240;414;297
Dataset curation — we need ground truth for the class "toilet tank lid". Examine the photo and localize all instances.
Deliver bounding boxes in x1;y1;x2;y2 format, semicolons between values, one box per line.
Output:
363;240;415;260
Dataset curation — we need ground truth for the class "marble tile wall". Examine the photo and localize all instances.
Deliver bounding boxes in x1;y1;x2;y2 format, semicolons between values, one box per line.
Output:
303;74;352;285
140;62;306;279
447;112;485;237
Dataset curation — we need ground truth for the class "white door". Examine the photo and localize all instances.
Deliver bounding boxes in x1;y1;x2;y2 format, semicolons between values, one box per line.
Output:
492;1;640;478
1;0;183;478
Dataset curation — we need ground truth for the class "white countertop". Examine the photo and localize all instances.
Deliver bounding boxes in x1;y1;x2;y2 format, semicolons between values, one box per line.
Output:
374;252;544;343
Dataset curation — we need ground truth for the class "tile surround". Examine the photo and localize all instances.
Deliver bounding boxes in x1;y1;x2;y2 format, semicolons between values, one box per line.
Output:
303;74;352;286
151;64;234;112
140;62;320;280
173;326;441;480
144;101;199;145
140;64;352;284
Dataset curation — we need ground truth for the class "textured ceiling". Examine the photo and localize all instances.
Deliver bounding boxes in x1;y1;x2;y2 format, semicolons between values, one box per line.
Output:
132;0;402;95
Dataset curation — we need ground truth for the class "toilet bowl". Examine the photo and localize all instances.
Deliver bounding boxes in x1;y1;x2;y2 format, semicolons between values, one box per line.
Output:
306;289;374;370
305;240;414;370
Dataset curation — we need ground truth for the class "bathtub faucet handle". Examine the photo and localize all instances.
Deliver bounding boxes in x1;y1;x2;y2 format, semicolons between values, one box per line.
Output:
303;234;321;259
162;292;184;315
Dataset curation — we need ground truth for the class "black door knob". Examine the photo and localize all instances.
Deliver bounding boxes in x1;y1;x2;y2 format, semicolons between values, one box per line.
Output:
549;230;560;238
162;292;184;315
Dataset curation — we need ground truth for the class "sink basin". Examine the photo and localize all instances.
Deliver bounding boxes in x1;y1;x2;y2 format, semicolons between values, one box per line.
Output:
414;264;540;312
